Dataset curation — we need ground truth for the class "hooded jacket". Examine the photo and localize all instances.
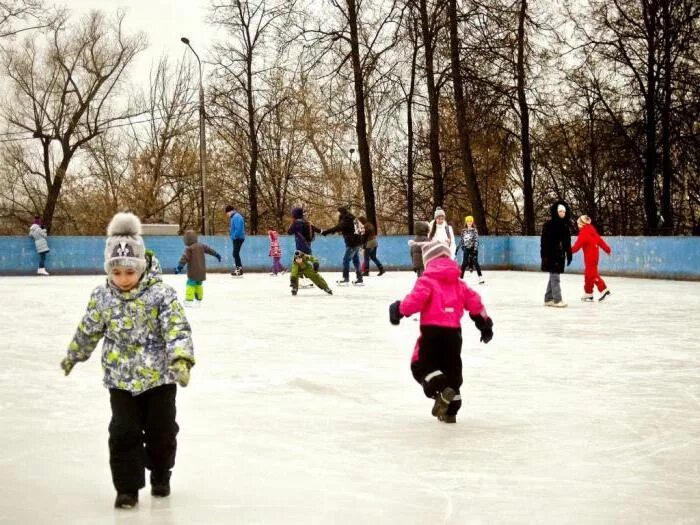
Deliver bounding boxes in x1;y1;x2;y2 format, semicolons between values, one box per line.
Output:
323;208;362;248
28;223;50;253
288;207;317;254
399;257;485;329
410;221;430;271
178;231;219;282
268;230;282;257
572;223;611;269
64;256;195;394
540;202;573;273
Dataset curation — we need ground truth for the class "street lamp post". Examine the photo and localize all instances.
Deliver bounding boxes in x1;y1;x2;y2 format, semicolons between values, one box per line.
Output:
181;37;208;235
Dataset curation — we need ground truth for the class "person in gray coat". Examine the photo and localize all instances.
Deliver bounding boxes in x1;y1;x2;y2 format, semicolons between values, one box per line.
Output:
28;215;50;275
174;230;221;306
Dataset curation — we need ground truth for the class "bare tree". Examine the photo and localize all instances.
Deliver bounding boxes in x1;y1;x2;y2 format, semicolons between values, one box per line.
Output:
0;0;47;39
209;0;293;234
2;10;145;231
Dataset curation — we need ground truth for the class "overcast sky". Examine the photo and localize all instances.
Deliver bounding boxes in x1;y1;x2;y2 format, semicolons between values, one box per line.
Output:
66;0;219;84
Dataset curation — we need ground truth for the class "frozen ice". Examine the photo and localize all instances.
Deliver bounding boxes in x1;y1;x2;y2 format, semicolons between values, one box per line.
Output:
1;270;699;524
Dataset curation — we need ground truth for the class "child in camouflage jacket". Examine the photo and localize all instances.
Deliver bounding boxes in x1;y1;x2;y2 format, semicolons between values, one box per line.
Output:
60;212;195;510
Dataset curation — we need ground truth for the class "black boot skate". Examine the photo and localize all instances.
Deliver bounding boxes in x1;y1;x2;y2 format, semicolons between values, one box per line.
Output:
114;492;138;509
151;471;171;497
431;387;456;418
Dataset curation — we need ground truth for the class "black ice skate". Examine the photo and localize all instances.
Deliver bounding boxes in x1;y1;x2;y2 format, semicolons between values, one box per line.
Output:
431;387;456;418
324;288;333;295
438;414;457;423
336;279;350;286
291;288;298;296
352;280;364;286
377;268;385;276
114;492;138;509
151;471;171;497
599;289;611;301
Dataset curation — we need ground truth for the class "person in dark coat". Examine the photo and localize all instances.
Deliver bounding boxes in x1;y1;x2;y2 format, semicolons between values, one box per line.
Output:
175;230;221;306
288;207;318;255
540;201;573;307
358;216;385;276
321;206;364;285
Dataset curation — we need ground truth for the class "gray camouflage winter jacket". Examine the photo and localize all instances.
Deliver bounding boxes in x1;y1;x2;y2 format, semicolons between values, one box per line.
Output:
65;260;195;394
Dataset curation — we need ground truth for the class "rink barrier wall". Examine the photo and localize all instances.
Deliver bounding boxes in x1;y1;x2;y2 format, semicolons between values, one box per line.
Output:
1;235;699;280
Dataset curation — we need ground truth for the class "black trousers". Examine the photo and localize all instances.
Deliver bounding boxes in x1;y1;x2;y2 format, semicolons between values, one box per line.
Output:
460;248;482;277
410;326;463;416
108;384;178;493
232;238;245;268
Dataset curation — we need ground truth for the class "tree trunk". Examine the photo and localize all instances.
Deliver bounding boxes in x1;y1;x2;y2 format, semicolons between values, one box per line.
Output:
642;2;659;234
347;0;377;227
660;0;673;234
517;0;535;235
43;156;71;233
406;19;419;234
418;0;443;208
246;57;259;234
448;0;488;234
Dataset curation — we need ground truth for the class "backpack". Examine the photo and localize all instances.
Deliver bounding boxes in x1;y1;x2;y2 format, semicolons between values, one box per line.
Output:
353;217;365;237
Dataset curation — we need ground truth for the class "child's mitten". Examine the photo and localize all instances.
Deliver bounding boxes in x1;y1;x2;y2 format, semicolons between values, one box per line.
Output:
469;313;493;343
60;357;75;376
169;359;191;387
389;300;404;325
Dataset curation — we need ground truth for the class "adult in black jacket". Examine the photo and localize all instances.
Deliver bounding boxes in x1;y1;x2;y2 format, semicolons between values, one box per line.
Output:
321;206;363;284
540;201;573;307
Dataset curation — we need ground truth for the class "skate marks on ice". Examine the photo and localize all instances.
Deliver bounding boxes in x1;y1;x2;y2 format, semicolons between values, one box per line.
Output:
1;271;700;523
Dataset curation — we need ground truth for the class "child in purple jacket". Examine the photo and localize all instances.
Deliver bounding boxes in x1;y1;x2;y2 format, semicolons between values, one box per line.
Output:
389;240;493;423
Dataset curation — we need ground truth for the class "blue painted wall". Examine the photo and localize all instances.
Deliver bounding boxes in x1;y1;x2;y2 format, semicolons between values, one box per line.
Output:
5;234;699;279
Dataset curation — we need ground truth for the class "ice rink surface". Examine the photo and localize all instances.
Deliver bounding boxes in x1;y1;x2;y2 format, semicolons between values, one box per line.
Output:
1;269;699;524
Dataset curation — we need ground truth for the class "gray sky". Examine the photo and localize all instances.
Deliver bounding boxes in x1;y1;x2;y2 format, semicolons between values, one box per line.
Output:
66;0;219;83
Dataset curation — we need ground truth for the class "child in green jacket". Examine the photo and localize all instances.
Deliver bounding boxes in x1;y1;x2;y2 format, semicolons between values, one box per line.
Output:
290;250;333;296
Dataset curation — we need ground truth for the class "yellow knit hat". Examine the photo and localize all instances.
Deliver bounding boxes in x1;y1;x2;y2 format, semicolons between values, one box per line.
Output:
464;215;474;224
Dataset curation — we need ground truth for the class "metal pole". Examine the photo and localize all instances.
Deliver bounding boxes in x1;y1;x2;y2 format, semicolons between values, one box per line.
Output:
181;37;208;235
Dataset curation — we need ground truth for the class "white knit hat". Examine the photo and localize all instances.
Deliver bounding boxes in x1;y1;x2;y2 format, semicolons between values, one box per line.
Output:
104;212;147;274
557;204;566;214
434;207;446;219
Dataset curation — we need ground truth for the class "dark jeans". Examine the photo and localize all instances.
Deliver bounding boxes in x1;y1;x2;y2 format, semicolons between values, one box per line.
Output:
363;246;383;272
232;238;244;268
342;246;362;281
410;326;463;416
38;252;47;269
460;248;481;277
108;384;178;493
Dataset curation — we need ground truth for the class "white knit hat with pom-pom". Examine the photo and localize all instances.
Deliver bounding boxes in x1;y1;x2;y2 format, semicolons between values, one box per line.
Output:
104;212;146;274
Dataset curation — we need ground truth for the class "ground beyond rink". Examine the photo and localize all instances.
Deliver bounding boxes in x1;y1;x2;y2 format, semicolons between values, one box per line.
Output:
1;270;698;524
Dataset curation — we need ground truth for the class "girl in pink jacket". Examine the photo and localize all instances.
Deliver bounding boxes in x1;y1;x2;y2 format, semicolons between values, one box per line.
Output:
389;239;493;423
268;230;286;275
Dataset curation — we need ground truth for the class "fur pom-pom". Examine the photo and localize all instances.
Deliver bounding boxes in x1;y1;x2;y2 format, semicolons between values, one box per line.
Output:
107;212;142;236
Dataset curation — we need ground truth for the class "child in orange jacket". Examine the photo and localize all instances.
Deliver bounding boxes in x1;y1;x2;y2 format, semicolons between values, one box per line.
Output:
572;215;612;302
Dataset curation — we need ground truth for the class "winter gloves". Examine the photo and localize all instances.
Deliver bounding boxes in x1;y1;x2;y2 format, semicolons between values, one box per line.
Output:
169;359;192;387
469;313;494;343
174;265;184;274
60;357;75;376
389;300;404;325
215;253;222;262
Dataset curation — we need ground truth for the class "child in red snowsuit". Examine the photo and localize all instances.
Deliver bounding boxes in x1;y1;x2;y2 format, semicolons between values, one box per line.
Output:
572;215;612;302
389;239;493;423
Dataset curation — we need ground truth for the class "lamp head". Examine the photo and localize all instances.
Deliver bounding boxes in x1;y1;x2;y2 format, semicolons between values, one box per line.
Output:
180;37;190;45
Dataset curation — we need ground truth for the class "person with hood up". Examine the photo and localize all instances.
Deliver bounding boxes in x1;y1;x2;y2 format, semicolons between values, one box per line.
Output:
28;215;50;275
174;230;221;306
321;206;364;286
540;202;573;307
60;212;195;509
410;221;430;276
389;239;493;423
572;215;612;302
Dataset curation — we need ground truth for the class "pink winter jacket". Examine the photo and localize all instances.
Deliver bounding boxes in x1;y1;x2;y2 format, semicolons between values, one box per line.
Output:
399;257;486;327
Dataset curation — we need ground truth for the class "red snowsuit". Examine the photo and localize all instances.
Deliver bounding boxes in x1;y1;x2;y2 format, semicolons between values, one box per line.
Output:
572;224;611;294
